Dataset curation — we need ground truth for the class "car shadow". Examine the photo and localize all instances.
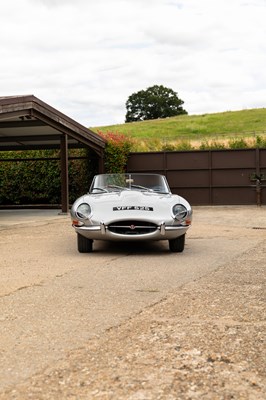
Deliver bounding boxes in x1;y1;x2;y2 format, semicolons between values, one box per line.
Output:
92;240;170;254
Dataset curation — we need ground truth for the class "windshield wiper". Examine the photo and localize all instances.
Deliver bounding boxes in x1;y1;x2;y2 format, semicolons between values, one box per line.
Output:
131;185;169;194
108;185;130;191
131;184;154;192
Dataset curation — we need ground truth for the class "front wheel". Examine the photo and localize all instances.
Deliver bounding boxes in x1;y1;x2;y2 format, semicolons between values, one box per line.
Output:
77;233;93;253
169;234;185;253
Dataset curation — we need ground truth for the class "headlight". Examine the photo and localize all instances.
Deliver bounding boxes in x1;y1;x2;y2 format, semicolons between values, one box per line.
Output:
76;203;91;219
172;204;187;220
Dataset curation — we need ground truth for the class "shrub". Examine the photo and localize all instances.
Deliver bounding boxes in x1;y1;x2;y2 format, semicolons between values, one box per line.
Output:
68;148;98;202
97;131;132;173
176;141;194;151
228;138;248;149
199;140;226;150
255;135;266;148
162;143;177;151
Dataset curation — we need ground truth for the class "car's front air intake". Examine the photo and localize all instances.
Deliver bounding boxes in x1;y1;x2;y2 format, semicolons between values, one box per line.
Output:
108;220;157;235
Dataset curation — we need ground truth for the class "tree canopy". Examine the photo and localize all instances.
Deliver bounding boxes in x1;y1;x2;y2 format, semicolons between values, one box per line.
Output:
125;85;187;122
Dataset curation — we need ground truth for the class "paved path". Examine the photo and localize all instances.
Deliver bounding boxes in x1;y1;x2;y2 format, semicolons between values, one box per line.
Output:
0;206;265;399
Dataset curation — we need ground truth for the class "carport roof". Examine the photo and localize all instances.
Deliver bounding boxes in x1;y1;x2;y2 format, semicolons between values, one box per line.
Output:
0;95;105;155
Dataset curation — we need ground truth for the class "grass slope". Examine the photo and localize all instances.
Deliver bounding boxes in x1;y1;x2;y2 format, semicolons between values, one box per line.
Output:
92;108;266;140
92;108;266;151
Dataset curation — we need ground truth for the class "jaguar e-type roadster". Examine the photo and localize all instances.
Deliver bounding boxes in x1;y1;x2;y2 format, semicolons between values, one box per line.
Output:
71;173;192;253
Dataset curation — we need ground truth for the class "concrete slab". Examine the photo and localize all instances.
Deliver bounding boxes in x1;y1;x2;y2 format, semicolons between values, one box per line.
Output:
0;209;69;230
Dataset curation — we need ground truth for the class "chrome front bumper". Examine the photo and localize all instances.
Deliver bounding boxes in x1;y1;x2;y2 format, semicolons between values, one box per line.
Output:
73;221;189;241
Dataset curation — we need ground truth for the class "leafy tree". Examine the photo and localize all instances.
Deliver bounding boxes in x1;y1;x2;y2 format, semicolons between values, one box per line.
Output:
125;85;187;122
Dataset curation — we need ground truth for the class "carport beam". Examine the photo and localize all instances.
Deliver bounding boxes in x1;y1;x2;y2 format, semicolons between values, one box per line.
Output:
60;134;69;213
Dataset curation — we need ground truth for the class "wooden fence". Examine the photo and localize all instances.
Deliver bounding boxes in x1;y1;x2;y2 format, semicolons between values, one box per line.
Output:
126;148;266;205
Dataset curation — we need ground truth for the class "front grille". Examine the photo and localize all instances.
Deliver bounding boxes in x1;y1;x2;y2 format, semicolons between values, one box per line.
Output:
108;220;157;235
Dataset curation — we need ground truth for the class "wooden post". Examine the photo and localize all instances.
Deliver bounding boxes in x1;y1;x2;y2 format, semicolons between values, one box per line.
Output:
98;149;105;173
60;134;69;213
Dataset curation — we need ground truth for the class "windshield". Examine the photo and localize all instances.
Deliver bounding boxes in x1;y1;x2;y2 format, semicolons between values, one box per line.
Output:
90;174;171;194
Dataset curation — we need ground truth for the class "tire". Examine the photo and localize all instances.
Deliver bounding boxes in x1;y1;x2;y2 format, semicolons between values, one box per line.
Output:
169;234;185;253
77;233;93;253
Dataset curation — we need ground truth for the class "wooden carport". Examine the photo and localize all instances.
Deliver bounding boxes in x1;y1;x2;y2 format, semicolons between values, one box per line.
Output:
0;95;106;213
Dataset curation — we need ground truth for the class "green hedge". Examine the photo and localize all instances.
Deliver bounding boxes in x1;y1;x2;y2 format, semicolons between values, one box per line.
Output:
0;149;98;206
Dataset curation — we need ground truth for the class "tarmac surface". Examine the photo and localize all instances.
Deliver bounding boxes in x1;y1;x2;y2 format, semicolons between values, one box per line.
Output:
0;206;265;399
0;209;67;228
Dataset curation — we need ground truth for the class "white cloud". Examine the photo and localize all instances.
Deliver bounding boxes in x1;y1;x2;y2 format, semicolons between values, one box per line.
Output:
0;0;265;126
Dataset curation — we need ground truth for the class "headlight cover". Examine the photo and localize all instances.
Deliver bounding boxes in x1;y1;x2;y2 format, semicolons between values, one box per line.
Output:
172;204;187;220
76;203;91;219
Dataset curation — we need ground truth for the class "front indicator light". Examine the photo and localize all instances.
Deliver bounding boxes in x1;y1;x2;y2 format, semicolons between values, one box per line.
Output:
72;220;84;227
179;219;192;226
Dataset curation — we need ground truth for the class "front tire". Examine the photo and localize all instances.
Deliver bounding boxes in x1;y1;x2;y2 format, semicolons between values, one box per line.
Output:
77;233;93;253
169;234;185;253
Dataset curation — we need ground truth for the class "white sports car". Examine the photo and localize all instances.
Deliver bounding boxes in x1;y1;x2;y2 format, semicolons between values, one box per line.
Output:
71;173;192;253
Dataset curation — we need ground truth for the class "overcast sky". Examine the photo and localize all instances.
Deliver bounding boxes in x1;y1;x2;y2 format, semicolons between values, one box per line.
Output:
1;0;265;127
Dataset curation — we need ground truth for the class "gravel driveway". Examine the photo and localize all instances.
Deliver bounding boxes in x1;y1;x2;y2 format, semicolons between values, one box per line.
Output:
0;206;265;399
